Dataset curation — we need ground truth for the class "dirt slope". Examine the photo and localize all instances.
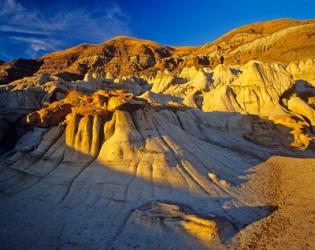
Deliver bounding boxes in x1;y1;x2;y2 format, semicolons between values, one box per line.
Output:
1;19;315;84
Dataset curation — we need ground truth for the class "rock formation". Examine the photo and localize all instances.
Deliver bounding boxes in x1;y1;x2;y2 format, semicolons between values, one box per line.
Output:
1;19;315;85
0;18;315;250
0;58;42;84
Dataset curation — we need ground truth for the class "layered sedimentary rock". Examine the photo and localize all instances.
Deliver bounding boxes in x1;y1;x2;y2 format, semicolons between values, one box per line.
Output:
1;19;315;84
0;18;315;250
0;58;42;84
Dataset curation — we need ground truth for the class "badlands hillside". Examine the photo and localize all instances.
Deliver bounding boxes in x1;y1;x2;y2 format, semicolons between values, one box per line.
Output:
0;18;315;249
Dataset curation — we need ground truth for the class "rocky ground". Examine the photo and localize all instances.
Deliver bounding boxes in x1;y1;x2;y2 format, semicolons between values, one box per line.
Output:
0;19;315;250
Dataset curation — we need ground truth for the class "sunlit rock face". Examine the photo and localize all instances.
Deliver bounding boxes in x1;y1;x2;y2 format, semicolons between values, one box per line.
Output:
1;19;315;250
1;19;315;85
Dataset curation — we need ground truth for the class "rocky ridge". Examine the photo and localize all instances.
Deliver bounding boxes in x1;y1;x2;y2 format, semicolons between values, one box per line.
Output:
1;19;315;84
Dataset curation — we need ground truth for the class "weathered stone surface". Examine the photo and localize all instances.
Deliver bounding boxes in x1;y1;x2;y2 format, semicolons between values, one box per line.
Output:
0;58;42;84
0;19;315;250
2;19;315;83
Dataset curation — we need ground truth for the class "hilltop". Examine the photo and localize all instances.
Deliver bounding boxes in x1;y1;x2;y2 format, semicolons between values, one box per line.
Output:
1;18;315;84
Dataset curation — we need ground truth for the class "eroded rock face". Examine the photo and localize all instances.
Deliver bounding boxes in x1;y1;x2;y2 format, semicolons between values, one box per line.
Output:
113;201;236;249
0;19;315;250
32;19;315;79
288;95;315;126
2;19;315;83
0;58;42;84
150;61;314;149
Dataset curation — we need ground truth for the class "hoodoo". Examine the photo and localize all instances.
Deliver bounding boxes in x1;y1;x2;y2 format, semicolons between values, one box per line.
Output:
0;18;315;250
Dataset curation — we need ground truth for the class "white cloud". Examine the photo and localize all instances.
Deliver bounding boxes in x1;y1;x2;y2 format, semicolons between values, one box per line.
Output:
0;26;49;36
0;0;24;16
0;0;132;57
10;36;60;52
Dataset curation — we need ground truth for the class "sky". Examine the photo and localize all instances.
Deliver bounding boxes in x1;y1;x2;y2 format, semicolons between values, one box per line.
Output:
0;0;314;61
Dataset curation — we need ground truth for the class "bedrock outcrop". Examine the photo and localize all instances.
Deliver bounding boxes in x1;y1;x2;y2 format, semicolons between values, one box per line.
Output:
1;19;315;84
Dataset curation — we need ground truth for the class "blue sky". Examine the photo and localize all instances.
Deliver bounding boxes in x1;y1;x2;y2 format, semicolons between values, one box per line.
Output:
0;0;314;61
